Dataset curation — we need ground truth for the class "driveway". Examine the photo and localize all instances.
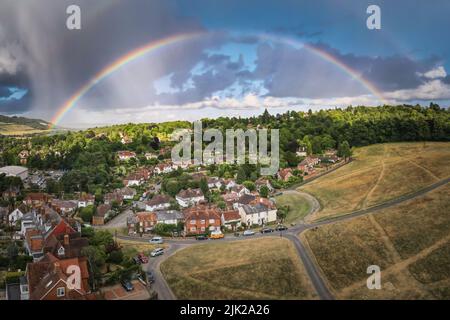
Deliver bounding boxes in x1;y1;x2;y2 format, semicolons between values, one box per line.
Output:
101;280;151;300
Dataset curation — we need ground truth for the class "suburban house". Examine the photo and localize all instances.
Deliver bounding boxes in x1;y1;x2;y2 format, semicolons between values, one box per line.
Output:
77;193;95;208
51;200;77;216
238;203;277;227
154;210;184;225
153;163;175;175
26;253;92;300
296;146;308;157
176;188;205;208
3;186;21;199
117;151;136;161
207;177;223;189
221;210;241;231
145;152;158;160
24;193;50;208
104;192;124;206
222;179;237;190
127;211;156;234
255;178;274;192
117;187;137;200
183;205;221;235
277;168;293;181
222;192;240;208
18;150;30;165
145;194;172;211
233;194;257;209
297;156;321;173
229;185;251;197
120;132;132;144
123;173;143;186
8;208;25;225
92;204;113;226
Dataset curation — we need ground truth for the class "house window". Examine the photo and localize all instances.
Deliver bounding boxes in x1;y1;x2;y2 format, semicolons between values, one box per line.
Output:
200;219;205;225
190;227;196;232
209;219;215;224
190;220;196;224
200;227;205;231
57;287;65;297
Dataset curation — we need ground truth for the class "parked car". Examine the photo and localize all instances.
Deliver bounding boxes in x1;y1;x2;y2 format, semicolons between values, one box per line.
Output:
196;235;208;240
121;279;134;292
147;271;155;284
260;227;274;233
150;248;164;257
132;256;141;264
243;230;255;236
149;236;164;244
209;230;224;239
275;225;288;231
138;253;148;264
234;232;241;237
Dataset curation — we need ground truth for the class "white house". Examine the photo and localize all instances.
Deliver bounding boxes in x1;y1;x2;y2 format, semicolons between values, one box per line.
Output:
238;204;277;227
8;208;24;225
230;185;251;197
117;151;136;161
176;188;205;208
222;179;237;190
77;194;95;208
207;177;223;189
118;187;137;200
153;163;175;175
145;194;172;211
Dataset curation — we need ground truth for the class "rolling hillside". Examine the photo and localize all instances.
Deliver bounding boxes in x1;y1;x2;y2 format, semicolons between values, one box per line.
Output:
300;142;450;221
0;114;54;135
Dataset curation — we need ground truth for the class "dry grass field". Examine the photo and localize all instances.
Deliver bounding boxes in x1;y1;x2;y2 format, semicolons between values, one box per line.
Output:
301;142;450;221
161;237;317;300
302;183;450;299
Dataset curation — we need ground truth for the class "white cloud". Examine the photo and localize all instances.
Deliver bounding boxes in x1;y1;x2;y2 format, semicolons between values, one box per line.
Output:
385;79;450;100
419;66;447;79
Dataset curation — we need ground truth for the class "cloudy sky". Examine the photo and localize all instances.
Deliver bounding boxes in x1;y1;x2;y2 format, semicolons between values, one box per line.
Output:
1;0;449;127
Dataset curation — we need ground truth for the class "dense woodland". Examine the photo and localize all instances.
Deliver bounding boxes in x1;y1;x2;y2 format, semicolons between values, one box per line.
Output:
0;104;448;195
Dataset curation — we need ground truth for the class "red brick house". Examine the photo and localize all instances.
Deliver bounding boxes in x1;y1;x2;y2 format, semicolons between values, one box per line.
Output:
183;205;222;235
24;193;50;208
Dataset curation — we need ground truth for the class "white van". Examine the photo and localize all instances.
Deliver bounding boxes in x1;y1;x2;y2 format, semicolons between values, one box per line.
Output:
149;236;164;244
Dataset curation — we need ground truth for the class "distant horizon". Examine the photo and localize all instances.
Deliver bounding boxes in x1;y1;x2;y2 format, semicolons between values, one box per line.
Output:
1;1;450;128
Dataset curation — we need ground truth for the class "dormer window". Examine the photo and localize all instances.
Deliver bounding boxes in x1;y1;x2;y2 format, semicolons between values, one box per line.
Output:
57;246;65;257
57;287;65;297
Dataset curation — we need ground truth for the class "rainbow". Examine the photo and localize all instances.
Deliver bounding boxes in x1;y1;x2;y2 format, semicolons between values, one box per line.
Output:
51;32;387;128
304;43;388;104
49;31;206;128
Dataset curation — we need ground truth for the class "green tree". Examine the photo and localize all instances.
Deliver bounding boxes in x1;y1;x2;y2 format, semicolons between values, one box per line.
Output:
259;185;269;198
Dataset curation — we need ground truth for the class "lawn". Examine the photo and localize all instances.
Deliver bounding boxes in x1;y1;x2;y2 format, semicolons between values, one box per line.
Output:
161;237;317;300
116;239;168;258
302;183;450;299
274;192;312;224
300;142;450;221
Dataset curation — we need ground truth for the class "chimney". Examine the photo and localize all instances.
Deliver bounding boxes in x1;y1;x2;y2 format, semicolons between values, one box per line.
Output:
64;234;70;246
54;262;61;272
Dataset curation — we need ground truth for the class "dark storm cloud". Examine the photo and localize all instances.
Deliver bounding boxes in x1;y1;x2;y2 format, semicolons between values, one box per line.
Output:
0;0;210;116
